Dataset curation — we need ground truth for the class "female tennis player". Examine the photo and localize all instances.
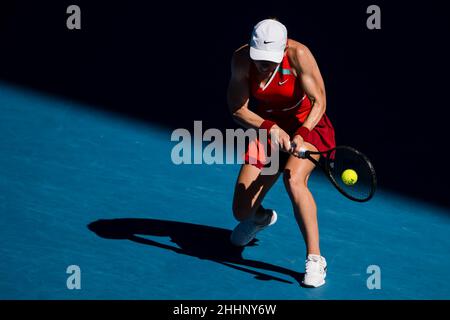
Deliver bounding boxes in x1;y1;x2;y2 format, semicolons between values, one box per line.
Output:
226;19;335;287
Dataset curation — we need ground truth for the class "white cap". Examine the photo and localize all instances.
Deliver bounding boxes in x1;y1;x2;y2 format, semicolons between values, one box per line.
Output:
250;19;288;63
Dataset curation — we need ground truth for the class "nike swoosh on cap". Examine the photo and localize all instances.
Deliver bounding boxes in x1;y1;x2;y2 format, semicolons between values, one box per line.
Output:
263;40;275;44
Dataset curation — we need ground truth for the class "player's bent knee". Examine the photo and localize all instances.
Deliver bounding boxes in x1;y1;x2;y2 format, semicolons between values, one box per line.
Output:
283;170;308;192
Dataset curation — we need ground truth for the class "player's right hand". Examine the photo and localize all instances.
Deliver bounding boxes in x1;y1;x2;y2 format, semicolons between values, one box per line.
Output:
269;125;292;153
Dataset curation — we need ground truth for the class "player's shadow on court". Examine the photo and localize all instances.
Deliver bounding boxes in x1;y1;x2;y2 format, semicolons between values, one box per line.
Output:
88;218;304;285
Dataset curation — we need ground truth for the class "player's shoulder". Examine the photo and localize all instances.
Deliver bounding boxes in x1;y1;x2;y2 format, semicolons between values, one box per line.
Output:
232;44;250;66
287;39;312;60
287;39;314;69
231;44;251;77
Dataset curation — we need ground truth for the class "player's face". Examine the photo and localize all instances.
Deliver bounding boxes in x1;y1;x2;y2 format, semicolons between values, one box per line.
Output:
254;60;278;74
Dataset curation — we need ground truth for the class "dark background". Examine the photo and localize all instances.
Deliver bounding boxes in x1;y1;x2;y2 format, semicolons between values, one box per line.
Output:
1;1;449;208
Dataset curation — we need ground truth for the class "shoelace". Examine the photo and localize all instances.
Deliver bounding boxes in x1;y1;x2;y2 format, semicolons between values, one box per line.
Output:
305;258;325;274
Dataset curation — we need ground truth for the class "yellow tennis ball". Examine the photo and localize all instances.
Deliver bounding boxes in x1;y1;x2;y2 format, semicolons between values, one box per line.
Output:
341;169;358;186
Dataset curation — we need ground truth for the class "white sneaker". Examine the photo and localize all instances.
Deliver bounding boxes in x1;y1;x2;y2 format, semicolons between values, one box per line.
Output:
230;209;277;247
302;254;327;288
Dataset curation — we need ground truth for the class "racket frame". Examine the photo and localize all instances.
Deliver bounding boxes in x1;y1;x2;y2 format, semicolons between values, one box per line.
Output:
294;145;377;202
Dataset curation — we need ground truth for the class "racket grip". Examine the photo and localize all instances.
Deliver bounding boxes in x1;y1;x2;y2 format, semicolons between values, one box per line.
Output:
290;141;307;159
297;149;307;159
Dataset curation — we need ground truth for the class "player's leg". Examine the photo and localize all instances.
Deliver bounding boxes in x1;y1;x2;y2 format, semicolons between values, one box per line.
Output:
283;142;320;254
230;164;280;246
232;163;280;221
283;142;327;287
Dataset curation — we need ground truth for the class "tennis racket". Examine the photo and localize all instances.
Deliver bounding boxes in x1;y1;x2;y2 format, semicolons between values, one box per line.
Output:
291;143;377;202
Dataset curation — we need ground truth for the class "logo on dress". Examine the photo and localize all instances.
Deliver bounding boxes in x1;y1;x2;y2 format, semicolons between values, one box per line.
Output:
278;79;289;86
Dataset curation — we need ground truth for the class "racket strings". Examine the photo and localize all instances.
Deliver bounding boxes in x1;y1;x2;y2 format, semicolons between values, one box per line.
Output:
327;148;376;201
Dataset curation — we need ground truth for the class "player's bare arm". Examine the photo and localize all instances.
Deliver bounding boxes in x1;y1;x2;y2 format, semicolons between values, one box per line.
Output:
289;42;327;153
227;46;261;129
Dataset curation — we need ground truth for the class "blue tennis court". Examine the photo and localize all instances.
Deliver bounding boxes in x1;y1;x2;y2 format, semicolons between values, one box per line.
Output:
1;82;449;300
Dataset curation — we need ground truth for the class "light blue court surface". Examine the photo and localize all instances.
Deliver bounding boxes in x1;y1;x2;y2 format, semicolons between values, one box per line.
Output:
1;83;449;300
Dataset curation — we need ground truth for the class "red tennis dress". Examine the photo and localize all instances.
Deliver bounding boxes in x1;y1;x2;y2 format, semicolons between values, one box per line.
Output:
244;53;336;170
